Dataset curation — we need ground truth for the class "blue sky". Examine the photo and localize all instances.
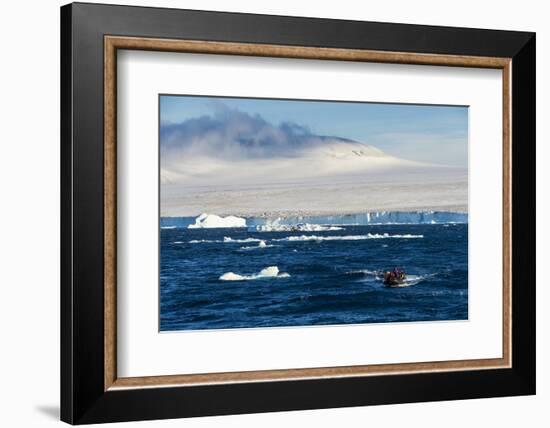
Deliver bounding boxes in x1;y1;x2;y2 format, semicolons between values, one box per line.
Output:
160;95;468;167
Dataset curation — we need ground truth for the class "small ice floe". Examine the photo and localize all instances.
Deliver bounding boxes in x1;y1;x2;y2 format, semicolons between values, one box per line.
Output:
219;266;290;281
188;213;247;229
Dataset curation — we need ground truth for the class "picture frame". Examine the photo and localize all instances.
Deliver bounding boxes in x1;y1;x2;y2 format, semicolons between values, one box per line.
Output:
60;2;535;424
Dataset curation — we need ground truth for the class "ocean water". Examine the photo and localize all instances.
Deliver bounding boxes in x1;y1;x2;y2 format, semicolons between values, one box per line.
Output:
160;222;468;331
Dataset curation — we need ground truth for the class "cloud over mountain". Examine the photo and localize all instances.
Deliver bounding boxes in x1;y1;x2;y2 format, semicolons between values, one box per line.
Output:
159;105;447;193
159;102;467;217
160;105;360;160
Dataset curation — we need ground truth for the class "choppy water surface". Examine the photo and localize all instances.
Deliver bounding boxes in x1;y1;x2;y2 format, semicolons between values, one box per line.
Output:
160;222;468;331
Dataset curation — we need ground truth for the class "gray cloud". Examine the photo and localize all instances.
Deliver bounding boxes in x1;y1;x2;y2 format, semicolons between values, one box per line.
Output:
160;105;352;160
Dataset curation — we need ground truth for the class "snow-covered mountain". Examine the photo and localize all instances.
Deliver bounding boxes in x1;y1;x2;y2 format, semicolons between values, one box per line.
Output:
160;108;466;217
161;137;426;187
160;136;466;217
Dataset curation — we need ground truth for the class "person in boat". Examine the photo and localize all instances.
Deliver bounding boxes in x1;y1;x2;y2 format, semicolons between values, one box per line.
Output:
384;268;406;285
394;268;405;280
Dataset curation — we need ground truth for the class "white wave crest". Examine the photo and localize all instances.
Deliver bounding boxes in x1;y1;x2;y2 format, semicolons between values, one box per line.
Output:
190;233;422;244
219;266;290;281
161;225;177;230
254;223;343;232
188;213;247;229
383;275;431;288
347;269;435;287
273;233;423;242
223;237;262;243
189;237;263;244
346;269;380;275
240;240;275;250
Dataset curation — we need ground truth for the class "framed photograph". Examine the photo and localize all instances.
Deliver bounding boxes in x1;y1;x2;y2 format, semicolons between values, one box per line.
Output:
60;2;535;424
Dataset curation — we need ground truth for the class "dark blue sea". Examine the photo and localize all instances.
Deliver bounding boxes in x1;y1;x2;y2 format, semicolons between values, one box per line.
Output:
160;219;468;331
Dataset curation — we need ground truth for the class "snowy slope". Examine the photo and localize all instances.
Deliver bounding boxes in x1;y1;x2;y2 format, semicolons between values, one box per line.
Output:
161;137;467;217
161;137;426;187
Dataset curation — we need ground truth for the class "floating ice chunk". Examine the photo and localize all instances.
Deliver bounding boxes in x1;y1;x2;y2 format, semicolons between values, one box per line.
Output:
257;266;280;277
218;272;246;281
219;266;290;281
188;213;246;229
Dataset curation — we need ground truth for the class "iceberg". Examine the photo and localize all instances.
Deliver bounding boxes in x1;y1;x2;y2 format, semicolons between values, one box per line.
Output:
219;266;290;281
188;213;246;229
162;211;468;230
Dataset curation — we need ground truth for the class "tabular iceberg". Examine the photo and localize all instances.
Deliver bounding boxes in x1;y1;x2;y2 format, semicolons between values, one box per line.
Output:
188;213;247;229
